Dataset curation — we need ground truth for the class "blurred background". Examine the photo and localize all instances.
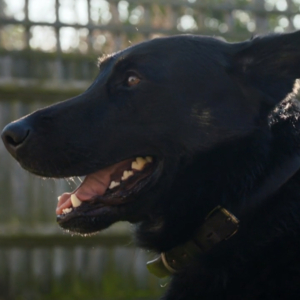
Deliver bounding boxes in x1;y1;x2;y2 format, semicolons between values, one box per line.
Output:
0;0;299;299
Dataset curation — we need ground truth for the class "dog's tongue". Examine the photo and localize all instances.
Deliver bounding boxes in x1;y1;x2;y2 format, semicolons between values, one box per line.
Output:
56;159;132;215
56;169;111;214
76;169;112;200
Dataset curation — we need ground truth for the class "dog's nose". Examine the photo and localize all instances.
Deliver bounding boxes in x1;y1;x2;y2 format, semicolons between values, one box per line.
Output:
1;121;31;156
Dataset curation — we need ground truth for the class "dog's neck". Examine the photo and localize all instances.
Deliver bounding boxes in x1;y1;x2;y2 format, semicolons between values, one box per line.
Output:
239;152;300;215
147;151;300;278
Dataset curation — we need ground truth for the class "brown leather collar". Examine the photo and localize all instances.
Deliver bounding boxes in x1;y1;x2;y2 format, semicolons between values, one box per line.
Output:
147;206;239;278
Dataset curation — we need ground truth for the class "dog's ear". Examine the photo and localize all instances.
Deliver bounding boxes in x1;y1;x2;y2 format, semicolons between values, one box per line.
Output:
232;31;300;107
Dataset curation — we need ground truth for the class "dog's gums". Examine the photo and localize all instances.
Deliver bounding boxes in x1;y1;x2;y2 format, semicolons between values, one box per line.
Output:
56;156;155;221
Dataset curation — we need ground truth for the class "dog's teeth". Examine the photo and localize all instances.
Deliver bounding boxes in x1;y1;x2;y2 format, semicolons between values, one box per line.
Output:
109;181;120;189
71;194;82;208
62;207;73;214
146;156;153;163
132;157;147;170
57;196;61;202
121;170;134;181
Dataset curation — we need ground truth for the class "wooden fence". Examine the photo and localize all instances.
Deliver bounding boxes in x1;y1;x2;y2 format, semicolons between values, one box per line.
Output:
0;1;299;298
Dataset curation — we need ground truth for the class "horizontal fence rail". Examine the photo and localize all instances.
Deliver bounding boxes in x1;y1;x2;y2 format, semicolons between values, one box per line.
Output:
0;51;97;101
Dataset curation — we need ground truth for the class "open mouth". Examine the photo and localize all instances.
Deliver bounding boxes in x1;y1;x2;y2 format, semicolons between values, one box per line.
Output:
56;156;157;229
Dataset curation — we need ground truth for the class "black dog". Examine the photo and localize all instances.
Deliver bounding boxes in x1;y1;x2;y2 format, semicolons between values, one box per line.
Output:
2;31;300;299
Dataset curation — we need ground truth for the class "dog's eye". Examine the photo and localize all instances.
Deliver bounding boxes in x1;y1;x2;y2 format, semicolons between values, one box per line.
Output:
127;75;140;87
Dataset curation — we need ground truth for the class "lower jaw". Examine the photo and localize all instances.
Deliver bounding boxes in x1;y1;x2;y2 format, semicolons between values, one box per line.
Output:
56;197;148;234
57;207;118;234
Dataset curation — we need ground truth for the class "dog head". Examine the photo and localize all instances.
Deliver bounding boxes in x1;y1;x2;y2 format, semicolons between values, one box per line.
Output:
2;32;300;251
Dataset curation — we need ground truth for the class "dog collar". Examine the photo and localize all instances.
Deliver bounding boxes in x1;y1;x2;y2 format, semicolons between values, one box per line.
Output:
147;206;239;278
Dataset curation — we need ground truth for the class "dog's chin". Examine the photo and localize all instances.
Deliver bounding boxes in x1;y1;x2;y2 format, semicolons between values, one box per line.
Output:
56;156;163;235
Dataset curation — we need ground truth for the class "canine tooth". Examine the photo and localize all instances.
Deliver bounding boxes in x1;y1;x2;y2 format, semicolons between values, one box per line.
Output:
146;156;153;163
71;194;82;208
121;170;134;181
109;181;120;189
62;207;73;214
131;157;147;170
57;196;61;202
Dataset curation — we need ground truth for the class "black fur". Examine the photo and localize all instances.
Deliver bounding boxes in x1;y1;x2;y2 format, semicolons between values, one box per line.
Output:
2;31;300;299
